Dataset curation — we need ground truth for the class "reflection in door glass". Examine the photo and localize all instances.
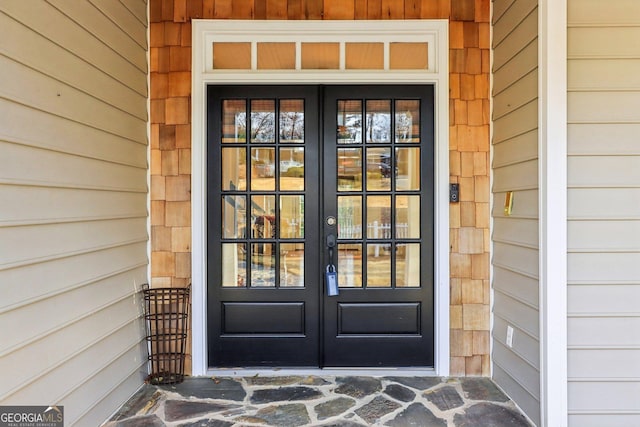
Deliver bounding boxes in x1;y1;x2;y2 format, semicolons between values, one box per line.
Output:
251;243;275;287
222;100;247;143
366;196;391;239
338;196;362;239
337;148;362;191
338;243;362;287
279;100;304;143
221;243;246;287
222;147;246;190
251;148;275;191
280;147;304;191
280;243;304;287
396;243;420;287
395;100;420;143
222;195;246;239
251;100;276;143
396;195;420;238
280;195;304;239
337;100;362;144
251;195;276;239
365;100;391;143
366;147;392;191
367;243;391;287
395;147;420;191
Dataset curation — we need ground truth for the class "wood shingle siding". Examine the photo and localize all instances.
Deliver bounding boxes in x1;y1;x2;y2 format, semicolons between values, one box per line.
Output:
567;0;640;425
491;0;541;424
0;1;149;426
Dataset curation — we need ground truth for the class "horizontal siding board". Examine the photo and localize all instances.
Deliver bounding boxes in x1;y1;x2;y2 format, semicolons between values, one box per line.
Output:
1;273;144;353
568;220;640;251
494;290;540;337
0;218;148;269
569;317;640;347
0;55;146;143
493;40;538;95
87;0;148;49
568;91;640;123
0;98;147;167
0;142;147;192
492;217;539;248
568;27;640;58
568;380;640;411
493;266;539;307
493;364;541;426
0;300;144;399
569;59;640;91
493;158;539;191
568;155;640;188
568;0;640;25
568;188;640;220
493;189;539;219
0;242;148;310
0;186;147;225
568;252;640;283
492;0;517;24
493;316;540;366
493;70;538;120
0;4;147;95
492;100;538;143
568;123;640;156
493;6;537;66
492;129;538;165
0;10;147;117
569;414;640;427
568;284;640;314
493;342;540;391
119;0;148;26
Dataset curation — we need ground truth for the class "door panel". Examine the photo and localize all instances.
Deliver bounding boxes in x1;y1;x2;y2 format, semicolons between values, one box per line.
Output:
322;85;434;367
207;85;434;368
207;85;320;366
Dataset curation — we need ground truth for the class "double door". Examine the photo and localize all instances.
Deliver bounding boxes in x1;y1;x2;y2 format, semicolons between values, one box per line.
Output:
207;85;434;367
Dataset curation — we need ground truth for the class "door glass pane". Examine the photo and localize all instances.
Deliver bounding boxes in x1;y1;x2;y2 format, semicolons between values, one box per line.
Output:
221;243;246;287
365;100;391;143
222;100;247;143
251;195;276;239
337;100;362;144
338;196;362;239
395;100;420;143
338;148;362;191
396;243;420;287
338;243;362;288
280;147;304;191
280;195;304;238
367;243;391;287
396;147;420;191
366;147;392;191
396;195;420;238
251;243;275;287
251;148;275;190
280;243;304;287
279;100;304;143
366;196;391;239
222;147;246;190
251;100;276;143
222;195;246;239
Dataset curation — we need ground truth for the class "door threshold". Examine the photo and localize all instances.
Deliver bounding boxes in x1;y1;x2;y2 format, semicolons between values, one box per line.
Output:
205;367;437;377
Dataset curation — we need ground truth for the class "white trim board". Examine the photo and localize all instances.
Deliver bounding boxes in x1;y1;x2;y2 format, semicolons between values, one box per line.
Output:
191;19;450;376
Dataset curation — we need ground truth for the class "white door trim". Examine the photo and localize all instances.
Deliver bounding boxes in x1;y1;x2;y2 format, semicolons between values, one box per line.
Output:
538;0;568;425
191;19;450;376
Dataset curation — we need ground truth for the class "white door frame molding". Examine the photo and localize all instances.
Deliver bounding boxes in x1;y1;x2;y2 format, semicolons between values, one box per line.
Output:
191;19;450;376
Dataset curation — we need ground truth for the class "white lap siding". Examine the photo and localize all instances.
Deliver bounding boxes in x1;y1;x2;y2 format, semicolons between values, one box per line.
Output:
0;1;148;426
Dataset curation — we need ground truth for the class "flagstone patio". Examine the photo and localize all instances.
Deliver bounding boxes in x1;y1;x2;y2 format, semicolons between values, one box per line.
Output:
104;376;532;426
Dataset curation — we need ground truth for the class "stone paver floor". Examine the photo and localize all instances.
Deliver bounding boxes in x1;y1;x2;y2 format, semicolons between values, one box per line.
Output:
104;376;533;427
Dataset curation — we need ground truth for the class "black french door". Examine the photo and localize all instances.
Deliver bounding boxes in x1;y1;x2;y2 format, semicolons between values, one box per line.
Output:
207;85;434;367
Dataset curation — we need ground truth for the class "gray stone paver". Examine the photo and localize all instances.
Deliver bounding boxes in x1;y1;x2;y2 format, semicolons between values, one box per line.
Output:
104;376;534;427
